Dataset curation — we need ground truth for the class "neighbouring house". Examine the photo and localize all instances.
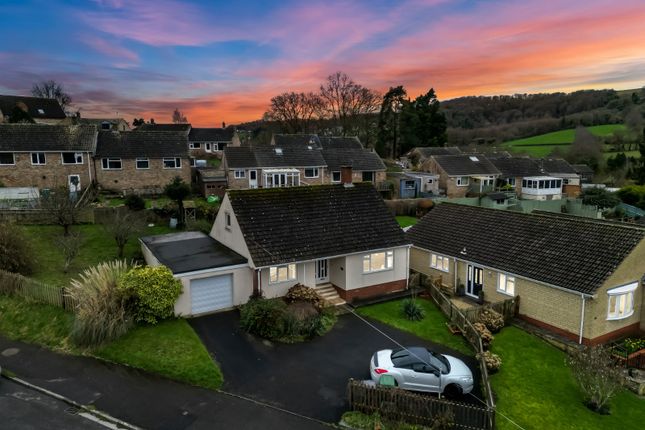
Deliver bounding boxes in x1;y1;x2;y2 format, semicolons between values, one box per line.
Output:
539;158;581;197
94;129;190;194
572;164;594;183
319;136;386;185
141;182;411;316
408;203;645;345
78;118;130;131
0;124;97;191
135;123;192;134
0;95;67;124
425;154;501;198
188;127;235;155
195;167;227;198
405;146;461;169
489;156;563;200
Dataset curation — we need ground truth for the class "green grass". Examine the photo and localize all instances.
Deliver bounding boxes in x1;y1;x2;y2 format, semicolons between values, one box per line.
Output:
341;411;425;430
21;224;173;287
357;298;472;355
207;158;221;168
395;216;418;228
491;326;645;430
503;124;626;157
96;319;223;389
0;294;222;389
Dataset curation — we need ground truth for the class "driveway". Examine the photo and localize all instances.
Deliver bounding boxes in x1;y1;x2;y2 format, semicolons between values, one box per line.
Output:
189;309;480;423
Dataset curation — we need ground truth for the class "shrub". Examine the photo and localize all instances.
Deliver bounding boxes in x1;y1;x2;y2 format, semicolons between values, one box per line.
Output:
239;297;289;339
477;307;505;333
0;223;35;275
285;284;325;309
473;322;494;349
119;266;182;324
186;218;213;235
477;350;502;373
624;338;645;354
568;345;623;414
68;260;134;347
124;194;146;211
402;298;425;321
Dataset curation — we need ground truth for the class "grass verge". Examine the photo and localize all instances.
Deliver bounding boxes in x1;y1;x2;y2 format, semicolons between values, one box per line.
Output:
491;326;645;430
395;216;418;228
356;298;471;355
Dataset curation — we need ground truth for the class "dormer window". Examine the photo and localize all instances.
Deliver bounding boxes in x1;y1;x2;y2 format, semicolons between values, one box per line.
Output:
469;156;479;162
37;109;45;115
275;148;283;155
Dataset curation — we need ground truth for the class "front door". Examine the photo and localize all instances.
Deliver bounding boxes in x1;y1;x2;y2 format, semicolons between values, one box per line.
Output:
205;143;211;152
249;170;258;188
68;174;81;193
316;259;329;284
467;264;483;298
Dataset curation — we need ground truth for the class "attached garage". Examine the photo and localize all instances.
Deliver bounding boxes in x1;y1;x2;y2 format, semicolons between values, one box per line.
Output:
190;275;234;315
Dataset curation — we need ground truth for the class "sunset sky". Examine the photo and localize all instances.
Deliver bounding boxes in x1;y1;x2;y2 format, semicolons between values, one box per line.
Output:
1;0;644;126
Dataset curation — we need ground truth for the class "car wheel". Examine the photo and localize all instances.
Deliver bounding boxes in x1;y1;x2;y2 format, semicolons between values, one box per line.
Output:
443;384;462;399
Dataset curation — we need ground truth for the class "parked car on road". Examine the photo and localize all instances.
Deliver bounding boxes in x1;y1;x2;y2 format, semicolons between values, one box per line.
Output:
370;347;474;397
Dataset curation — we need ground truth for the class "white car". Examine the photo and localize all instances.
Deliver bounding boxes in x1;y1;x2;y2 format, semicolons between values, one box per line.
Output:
370;347;474;397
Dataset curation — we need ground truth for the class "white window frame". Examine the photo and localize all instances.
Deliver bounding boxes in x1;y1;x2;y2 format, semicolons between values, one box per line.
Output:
101;157;122;170
456;176;469;186
430;253;450;272
332;171;341;183
607;282;637;320
212;143;219;151
497;273;516;296
225;211;231;230
363;250;394;274
61;152;83;165
189;142;201;149
269;264;297;284
136;158;150;169
304;167;319;178
163;157;181;169
31;152;46;165
234;169;245;179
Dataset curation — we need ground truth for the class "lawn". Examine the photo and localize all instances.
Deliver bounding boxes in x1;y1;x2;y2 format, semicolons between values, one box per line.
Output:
207;158;221;168
491;326;645;430
395;216;418;228
357;298;471;355
0;294;222;389
503;124;627;157
22;223;173;287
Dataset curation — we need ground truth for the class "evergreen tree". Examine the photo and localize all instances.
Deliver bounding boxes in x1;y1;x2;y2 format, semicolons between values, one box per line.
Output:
376;86;407;158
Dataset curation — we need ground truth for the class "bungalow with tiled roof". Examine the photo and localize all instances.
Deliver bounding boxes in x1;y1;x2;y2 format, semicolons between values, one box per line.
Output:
425;154;501;197
407;203;645;345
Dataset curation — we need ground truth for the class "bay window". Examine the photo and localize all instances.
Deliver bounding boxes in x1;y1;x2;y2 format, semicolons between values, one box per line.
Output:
607;282;637;320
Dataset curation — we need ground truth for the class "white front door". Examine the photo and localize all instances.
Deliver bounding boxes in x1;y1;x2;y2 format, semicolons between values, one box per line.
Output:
249;170;258;189
68;175;81;192
316;259;329;284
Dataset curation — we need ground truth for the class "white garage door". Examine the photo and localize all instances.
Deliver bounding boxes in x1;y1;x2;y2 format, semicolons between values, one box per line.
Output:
190;275;233;315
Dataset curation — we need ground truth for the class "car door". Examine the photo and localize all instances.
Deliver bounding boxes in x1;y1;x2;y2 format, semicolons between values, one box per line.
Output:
412;363;441;393
395;365;420;390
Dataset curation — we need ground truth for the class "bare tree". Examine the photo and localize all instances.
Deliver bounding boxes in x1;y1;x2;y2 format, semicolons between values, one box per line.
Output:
56;231;83;274
319;71;380;135
172;108;188;124
266;92;323;133
568;345;623;413
40;186;94;236
31;80;72;112
103;210;145;258
567;126;603;170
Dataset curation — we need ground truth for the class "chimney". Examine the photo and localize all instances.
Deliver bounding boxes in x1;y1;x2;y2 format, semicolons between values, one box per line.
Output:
341;165;353;187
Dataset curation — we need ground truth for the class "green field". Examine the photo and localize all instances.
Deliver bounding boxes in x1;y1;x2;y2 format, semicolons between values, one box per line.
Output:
503;124;626;157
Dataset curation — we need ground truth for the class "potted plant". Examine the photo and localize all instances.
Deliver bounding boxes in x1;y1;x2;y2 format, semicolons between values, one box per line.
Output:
456;282;465;297
477;290;485;305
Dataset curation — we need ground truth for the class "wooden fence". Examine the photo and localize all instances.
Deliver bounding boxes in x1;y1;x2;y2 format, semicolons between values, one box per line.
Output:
347;379;494;429
463;296;519;324
0;269;77;311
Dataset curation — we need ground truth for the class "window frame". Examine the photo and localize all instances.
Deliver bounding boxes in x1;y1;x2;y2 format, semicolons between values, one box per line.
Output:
163;157;182;169
362;171;375;182
0;152;15;166
234;169;246;179
269;263;297;284
225;212;232;230
189;142;201;149
363;250;394;274
497;273;516;296
304;167;319;178
61;152;83;165
31;152;46;165
606;282;637;320
331;171;341;183
101;157;123;170
136;158;150;170
430;253;450;272
456;176;470;186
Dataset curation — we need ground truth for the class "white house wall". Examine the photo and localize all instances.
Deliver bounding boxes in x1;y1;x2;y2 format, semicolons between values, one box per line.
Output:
344;246;409;290
210;194;253;262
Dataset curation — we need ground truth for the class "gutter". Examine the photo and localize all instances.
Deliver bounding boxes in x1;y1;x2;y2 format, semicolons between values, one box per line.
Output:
172;263;249;278
579;293;586;345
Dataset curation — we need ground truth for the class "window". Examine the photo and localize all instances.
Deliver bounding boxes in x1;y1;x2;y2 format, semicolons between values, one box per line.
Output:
456;176;469;186
101;121;111;130
212;143;219;151
101;158;122;170
404;180;416;190
269;264;296;283
332;171;341;182
498;273;515;296
190;158;196;167
225;212;231;229
481;178;494;186
362;171;374;182
363;250;394;273
304;168;319;178
136;158;149;169
189;142;201;149
508;178;516;186
607;282;637;320
37;108;45;115
234;169;245;179
274;148;283;155
163;158;181;169
427;178;434;184
430;253;450;272
0;153;14;165
31;152;46;165
61;152;83;164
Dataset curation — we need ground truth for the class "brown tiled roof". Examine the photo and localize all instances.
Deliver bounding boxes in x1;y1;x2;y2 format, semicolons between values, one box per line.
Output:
407;203;645;295
228;183;409;267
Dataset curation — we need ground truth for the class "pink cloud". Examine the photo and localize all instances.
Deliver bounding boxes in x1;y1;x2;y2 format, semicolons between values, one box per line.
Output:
84;37;139;63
